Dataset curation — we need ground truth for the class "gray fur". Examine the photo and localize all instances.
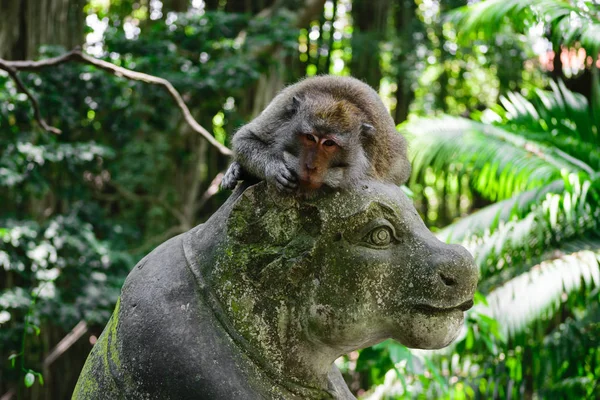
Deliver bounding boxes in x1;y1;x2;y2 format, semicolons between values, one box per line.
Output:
221;75;410;192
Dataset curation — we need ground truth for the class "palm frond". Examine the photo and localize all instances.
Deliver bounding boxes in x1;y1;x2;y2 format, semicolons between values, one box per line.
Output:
481;246;600;338
539;288;600;398
449;0;600;58
404;116;590;202
452;175;599;280
490;80;600;162
436;179;565;243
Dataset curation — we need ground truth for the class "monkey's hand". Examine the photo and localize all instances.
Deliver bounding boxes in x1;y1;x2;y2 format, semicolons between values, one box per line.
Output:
266;158;297;193
221;161;243;190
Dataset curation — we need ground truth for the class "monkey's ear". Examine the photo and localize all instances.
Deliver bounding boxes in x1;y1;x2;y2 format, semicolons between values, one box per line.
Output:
292;95;302;109
284;95;303;117
361;123;375;137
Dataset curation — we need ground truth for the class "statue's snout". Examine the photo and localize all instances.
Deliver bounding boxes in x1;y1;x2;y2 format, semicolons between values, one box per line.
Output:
426;243;478;309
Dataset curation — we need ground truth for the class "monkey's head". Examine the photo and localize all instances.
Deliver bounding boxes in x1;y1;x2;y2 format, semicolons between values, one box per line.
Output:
284;93;374;191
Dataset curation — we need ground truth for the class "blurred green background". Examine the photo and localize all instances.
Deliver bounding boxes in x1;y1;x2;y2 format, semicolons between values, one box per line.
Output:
1;0;599;399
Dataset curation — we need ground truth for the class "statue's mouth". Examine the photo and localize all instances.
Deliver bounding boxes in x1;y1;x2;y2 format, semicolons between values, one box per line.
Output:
413;299;474;316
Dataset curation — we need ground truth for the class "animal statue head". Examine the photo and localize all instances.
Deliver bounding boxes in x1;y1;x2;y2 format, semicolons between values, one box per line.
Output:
73;181;478;399
215;181;477;354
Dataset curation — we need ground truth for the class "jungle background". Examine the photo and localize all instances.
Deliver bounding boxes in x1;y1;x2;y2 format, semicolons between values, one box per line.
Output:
1;0;599;398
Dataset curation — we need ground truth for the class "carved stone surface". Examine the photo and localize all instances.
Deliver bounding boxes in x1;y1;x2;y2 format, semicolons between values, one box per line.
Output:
73;181;478;399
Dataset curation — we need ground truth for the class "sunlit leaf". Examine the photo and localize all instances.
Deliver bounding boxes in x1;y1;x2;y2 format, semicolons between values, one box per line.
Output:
481;248;600;338
449;0;600;58
24;372;35;388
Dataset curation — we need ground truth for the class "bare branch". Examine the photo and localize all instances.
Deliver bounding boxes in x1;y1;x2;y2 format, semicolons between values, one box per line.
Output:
42;320;88;368
1;49;232;156
0;59;62;134
194;171;225;214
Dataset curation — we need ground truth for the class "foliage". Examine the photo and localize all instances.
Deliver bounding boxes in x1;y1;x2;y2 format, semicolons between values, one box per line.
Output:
450;0;600;58
1;4;299;396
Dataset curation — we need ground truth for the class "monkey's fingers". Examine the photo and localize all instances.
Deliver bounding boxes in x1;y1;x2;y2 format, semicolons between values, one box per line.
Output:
221;176;236;190
275;174;298;190
221;162;242;190
220;174;236;190
280;168;298;182
275;181;296;193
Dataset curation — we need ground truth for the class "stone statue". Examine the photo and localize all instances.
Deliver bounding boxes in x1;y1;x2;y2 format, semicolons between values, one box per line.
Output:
73;181;478;399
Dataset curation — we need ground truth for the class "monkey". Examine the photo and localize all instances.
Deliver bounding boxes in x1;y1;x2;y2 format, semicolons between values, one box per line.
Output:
220;75;411;194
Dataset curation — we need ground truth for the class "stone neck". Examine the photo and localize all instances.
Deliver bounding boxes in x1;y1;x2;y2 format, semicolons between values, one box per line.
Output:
214;289;337;398
189;258;337;397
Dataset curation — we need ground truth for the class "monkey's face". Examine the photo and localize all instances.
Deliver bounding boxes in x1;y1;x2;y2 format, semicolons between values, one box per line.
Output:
285;94;370;191
297;131;343;190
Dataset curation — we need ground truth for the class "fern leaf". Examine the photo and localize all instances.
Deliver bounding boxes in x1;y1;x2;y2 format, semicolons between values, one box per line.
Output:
481;248;600;338
404;116;590;201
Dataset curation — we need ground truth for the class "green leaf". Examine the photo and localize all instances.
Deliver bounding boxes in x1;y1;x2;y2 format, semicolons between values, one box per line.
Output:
24;372;35;388
449;0;600;59
30;324;41;336
8;353;20;368
404;116;580;203
387;343;411;365
400;185;414;199
483;246;600;338
474;291;489;306
466;326;475;350
424;357;447;390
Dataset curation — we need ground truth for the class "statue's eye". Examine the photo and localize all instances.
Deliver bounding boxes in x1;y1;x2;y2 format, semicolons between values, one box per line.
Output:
365;226;393;248
343;218;398;249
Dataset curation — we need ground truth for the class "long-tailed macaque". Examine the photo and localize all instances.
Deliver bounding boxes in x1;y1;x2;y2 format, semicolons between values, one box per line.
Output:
221;75;411;193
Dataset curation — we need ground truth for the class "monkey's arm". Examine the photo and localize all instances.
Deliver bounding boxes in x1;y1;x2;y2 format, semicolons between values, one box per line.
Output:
229;126;298;192
221;162;244;190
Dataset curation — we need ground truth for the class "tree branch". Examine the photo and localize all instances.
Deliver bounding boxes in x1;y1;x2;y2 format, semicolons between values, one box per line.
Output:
42;320;88;369
0;59;62;134
194;171;225;215
0;49;232;156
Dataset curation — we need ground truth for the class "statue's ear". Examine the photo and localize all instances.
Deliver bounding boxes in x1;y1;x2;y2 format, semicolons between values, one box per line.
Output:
361;123;375;139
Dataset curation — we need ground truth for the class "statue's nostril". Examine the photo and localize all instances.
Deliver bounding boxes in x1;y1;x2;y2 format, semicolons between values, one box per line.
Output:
439;272;457;287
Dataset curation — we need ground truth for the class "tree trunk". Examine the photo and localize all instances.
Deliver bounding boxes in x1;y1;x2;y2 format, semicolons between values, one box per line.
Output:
162;0;189;13
349;0;389;89
393;0;417;123
0;0;86;60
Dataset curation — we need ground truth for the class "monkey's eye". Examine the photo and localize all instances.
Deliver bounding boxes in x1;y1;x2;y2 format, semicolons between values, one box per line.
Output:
305;134;317;143
322;139;336;147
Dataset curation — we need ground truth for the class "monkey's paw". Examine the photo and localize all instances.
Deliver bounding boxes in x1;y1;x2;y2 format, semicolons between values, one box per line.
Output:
221;162;242;190
267;161;298;193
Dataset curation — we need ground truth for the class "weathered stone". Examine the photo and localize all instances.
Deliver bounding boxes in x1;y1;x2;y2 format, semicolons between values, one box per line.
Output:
73;181;478;399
